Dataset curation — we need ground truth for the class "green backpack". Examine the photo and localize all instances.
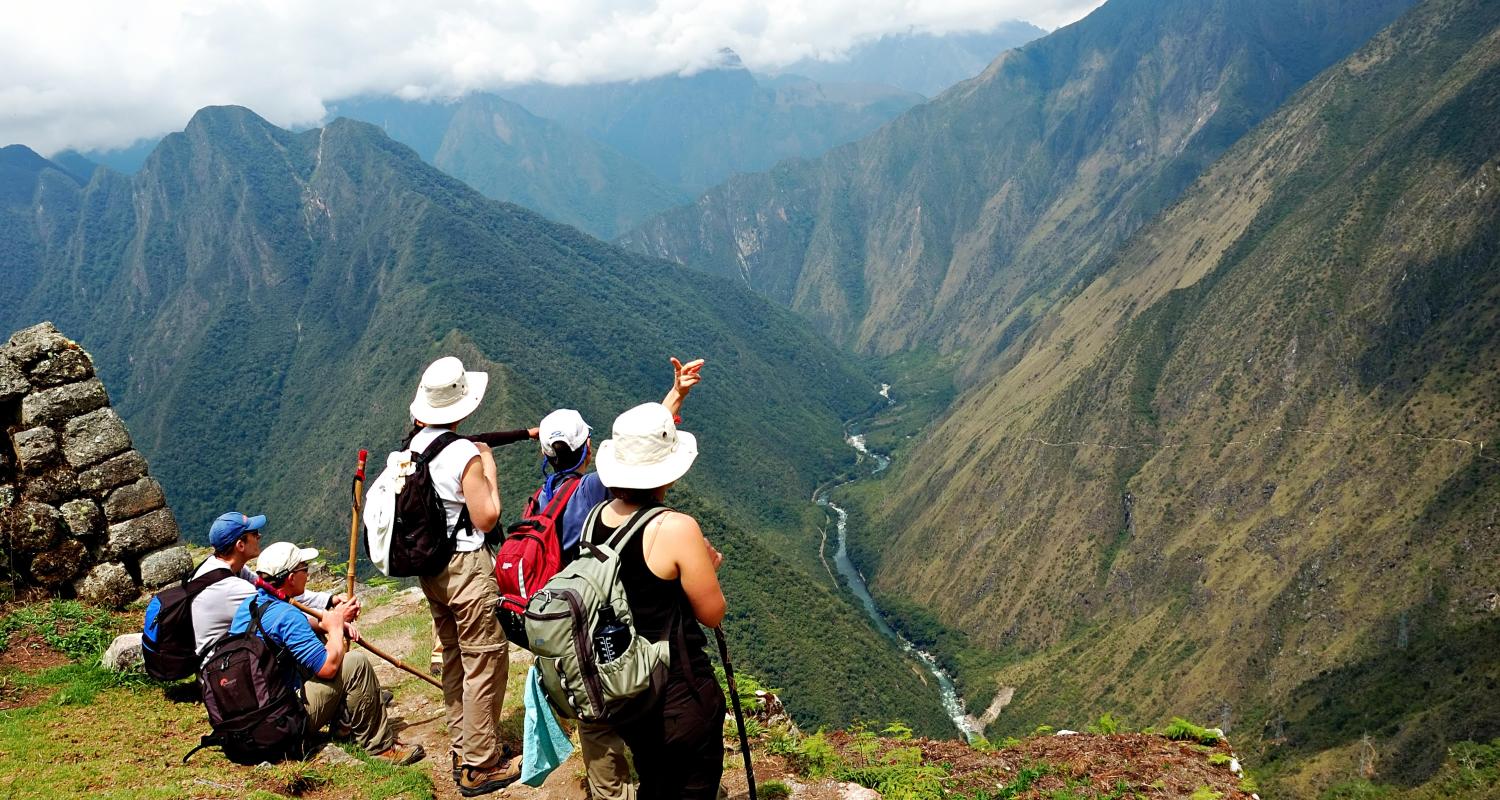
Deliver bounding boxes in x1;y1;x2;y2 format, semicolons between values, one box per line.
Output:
519;504;672;722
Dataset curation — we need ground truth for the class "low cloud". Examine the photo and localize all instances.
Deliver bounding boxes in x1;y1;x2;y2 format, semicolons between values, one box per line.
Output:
1;0;1103;155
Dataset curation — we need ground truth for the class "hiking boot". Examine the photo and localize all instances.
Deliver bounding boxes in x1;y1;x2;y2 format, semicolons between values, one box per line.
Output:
458;758;521;796
450;749;462;784
373;742;426;766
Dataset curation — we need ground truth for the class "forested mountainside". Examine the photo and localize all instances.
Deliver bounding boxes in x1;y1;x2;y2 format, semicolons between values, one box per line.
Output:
768;21;1046;97
430;94;688;239
849;0;1500;792
499;56;923;193
0;107;952;734
621;0;1417;378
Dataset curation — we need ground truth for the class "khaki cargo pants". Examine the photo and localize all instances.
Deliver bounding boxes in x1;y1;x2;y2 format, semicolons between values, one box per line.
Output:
421;548;509;770
304;650;394;754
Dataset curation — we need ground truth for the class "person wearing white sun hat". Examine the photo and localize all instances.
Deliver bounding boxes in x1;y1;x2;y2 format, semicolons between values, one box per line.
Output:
585;401;728;799
405;356;519;795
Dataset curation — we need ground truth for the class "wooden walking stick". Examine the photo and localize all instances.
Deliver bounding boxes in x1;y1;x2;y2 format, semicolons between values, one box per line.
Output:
347;449;368;599
715;626;757;800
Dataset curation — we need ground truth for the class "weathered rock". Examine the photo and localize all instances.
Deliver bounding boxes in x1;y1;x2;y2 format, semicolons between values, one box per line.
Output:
2;501;64;554
78;450;149;496
0;485;16;511
104;507;178;559
20;378;108;427
104;477;166;523
28;538;88;586
59;498;103;537
138;544;192;590
13;426;61;475
74;561;137;608
22;466;81;505
4;322;72;366
312;743;364;767
102;633;144;672
62;407;132;468
27;348;95;388
839;783;881;800
0;354;28;403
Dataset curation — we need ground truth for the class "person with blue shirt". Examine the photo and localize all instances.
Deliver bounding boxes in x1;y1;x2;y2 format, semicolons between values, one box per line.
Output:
536;357;703;800
228;541;424;766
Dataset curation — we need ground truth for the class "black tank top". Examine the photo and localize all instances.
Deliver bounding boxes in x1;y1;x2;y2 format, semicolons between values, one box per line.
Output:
590;507;711;677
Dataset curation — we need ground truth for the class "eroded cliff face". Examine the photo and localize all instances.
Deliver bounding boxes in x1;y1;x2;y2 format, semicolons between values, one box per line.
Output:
0;322;187;607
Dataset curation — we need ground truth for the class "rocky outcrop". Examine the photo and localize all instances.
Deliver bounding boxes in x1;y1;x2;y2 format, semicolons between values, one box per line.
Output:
0;322;184;606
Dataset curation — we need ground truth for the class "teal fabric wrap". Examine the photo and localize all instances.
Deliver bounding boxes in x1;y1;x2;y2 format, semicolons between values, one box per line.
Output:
522;665;575;786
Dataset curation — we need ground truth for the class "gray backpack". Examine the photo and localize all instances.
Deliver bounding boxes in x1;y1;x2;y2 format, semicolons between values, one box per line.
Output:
518;504;672;722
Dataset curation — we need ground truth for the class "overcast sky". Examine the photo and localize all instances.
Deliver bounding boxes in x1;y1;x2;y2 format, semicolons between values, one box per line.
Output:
2;0;1104;156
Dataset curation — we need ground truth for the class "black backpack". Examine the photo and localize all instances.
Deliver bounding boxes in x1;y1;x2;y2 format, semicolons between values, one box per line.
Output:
364;432;473;577
186;598;309;765
141;563;234;681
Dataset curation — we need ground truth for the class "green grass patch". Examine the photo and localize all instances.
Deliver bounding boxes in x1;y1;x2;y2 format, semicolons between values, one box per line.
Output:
0;600;120;661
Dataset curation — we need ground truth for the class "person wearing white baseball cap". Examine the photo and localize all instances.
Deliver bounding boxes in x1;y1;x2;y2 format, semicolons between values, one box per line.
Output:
225;542;424;765
583;401;728;799
404;355;519;794
526;357;703;800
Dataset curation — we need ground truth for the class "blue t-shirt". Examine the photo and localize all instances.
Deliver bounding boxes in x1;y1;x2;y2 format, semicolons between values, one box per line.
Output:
551;472;609;553
228;589;328;681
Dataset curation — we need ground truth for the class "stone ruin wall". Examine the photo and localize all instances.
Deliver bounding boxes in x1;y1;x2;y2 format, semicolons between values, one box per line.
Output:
0;322;190;608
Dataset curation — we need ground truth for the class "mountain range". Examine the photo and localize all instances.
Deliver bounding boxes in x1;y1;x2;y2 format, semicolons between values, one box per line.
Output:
767;20;1047;97
0;107;952;735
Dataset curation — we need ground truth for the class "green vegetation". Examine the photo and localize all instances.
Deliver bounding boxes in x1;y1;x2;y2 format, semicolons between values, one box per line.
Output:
1162;718;1222;746
0;602;430;798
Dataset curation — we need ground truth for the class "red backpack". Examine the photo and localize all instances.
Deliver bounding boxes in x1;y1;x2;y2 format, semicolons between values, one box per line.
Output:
495;474;582;643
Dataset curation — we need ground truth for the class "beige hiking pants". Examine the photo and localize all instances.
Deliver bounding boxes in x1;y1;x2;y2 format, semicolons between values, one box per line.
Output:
421;548;509;770
303;650;394;754
580;720;635;800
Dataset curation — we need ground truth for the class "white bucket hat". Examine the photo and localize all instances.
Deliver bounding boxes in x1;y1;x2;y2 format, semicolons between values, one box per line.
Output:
255;541;319;579
539;408;591;458
409;356;489;426
595;402;698;489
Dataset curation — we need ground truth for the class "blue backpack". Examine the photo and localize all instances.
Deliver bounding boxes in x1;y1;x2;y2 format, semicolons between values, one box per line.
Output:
142;565;233;681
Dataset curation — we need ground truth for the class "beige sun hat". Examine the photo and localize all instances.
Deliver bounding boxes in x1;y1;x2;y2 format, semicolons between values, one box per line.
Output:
409;356;489;426
595;402;698;489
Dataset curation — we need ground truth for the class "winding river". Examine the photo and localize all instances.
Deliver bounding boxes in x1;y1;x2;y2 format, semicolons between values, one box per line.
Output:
814;385;977;741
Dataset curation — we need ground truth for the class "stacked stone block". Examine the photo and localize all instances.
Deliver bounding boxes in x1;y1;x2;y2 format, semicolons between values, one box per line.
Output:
0;322;190;608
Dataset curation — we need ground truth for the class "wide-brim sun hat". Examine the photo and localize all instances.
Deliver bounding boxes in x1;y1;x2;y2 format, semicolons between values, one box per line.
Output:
595;402;698;489
255;542;319;579
409;356;489;426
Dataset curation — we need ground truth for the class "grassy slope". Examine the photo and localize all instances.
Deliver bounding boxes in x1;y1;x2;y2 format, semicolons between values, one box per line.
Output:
0;110;950;735
853;0;1500;791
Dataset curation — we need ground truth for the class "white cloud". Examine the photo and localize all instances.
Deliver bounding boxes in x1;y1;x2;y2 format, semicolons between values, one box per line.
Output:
1;0;1104;155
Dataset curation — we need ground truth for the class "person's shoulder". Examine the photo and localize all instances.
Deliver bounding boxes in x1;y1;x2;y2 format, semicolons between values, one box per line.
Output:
651;509;703;544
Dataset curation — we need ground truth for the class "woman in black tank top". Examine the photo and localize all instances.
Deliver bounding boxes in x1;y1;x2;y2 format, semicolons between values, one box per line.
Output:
591;402;727;800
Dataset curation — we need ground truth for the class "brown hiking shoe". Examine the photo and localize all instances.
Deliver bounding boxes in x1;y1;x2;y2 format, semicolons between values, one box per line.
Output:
373;742;426;767
458;757;521;796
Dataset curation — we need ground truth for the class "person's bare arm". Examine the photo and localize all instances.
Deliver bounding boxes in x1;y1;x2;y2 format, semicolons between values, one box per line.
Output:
461;446;501;532
662;357;705;418
646;513;726;627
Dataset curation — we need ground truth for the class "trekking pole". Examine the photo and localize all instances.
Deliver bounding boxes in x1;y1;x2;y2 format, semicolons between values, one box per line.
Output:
254;577;445;690
346;449;368;599
714;626;757;800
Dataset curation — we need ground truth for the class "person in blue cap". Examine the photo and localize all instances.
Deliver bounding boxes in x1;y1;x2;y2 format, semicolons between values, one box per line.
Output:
189;511;357;657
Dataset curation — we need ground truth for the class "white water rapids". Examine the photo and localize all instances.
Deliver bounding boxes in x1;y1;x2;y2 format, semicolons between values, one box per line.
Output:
815;384;978;741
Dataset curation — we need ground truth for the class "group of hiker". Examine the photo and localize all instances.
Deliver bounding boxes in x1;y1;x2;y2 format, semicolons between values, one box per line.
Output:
145;354;729;799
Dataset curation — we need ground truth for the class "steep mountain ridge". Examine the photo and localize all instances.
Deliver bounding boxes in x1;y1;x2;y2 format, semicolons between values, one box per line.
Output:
621;0;1418;376
0;106;952;735
849;0;1500;789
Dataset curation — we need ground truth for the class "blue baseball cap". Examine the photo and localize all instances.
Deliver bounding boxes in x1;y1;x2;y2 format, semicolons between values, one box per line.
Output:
209;512;267;550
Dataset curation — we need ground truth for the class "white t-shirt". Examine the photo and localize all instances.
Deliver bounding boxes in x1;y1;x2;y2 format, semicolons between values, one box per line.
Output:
409;426;487;553
190;555;332;655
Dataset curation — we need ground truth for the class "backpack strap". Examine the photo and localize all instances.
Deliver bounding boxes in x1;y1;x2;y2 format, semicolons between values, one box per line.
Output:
182;567;234;597
604;505;670;552
539;473;584;520
416;430;473;537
